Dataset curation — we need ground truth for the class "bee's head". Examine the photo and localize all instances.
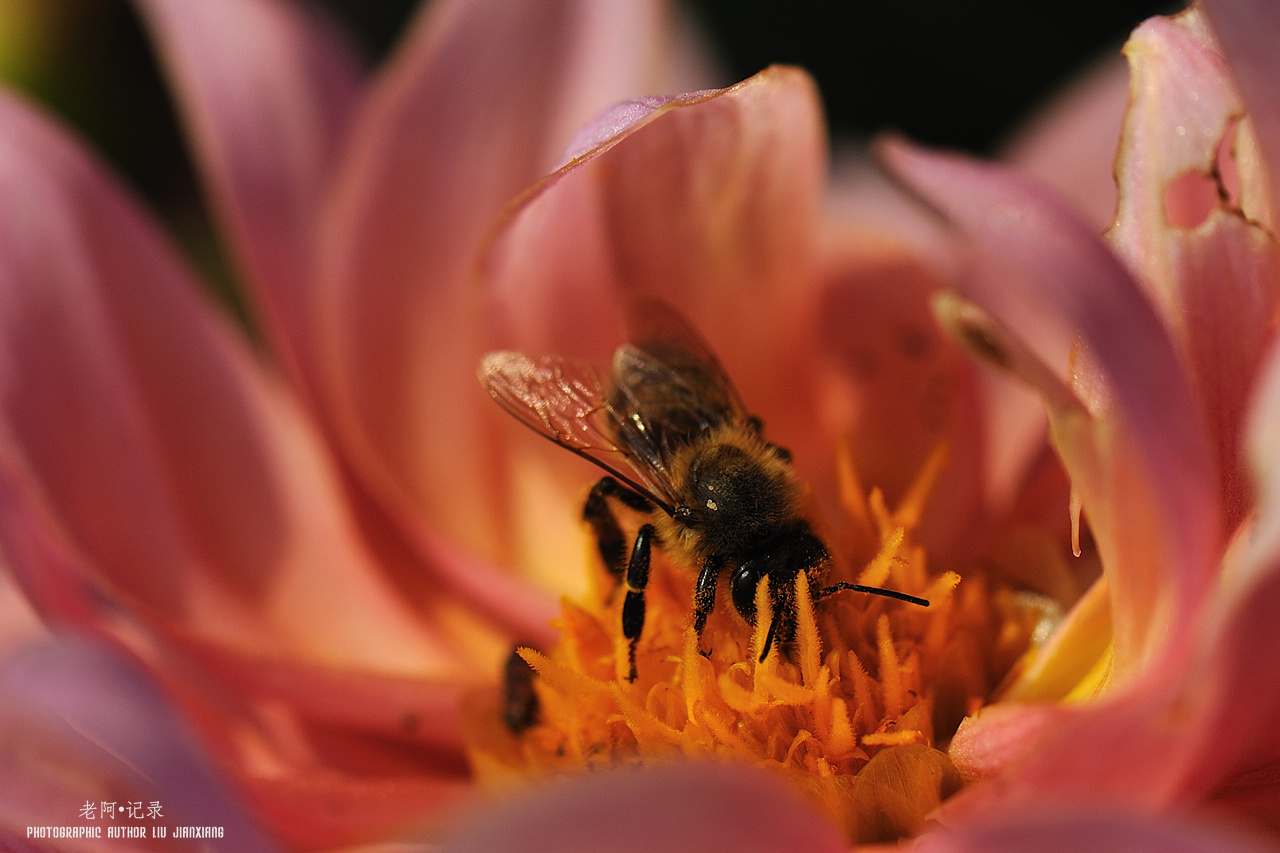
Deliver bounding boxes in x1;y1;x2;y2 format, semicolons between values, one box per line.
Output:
729;525;829;625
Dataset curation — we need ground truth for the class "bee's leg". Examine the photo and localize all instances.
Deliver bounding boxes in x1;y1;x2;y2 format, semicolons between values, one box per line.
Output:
692;555;724;656
621;523;655;682
760;611;782;663
757;566;797;663
502;645;539;733
583;476;652;578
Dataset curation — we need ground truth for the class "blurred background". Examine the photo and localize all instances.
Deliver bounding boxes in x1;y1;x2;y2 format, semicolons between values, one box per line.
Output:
0;0;1171;300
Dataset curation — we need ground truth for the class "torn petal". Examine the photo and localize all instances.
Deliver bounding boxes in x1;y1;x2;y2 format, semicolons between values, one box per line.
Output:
1109;7;1280;530
1201;0;1280;224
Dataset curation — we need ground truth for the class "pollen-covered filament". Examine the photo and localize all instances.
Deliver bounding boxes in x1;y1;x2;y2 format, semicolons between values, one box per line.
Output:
464;451;1045;843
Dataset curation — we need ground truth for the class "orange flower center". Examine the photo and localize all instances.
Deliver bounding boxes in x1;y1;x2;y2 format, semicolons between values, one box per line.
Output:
464;445;1047;843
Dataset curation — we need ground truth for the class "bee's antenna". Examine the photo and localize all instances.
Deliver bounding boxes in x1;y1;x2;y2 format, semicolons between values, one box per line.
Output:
817;582;929;608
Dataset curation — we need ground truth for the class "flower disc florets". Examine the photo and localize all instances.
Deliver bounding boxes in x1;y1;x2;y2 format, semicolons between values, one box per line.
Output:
465;450;1047;842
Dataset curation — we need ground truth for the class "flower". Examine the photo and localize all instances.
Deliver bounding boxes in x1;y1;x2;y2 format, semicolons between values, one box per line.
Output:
2;0;1278;851
452;53;1079;850
0;0;700;847
443;1;1280;850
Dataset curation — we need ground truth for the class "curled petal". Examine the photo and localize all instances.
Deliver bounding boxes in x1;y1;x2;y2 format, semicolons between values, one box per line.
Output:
484;66;825;360
481;68;831;568
439;762;846;853
0;88;443;676
940;339;1280;817
882;143;1229;821
882;140;1219;677
136;0;361;380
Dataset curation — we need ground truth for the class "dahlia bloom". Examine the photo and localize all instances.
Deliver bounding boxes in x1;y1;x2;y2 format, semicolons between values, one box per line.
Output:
1;0;1278;852
449;0;1280;850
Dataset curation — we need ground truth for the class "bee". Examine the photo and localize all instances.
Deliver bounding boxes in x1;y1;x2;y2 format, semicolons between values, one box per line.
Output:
480;299;927;681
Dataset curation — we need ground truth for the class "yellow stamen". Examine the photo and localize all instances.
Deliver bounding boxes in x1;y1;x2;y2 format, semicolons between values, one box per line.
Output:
892;442;949;530
464;446;1052;843
1063;640;1113;703
836;437;875;542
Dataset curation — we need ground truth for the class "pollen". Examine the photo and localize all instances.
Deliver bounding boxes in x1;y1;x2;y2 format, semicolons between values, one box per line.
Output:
463;445;1046;844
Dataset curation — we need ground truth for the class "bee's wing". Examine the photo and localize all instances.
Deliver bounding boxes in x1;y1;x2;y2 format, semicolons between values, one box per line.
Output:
479;351;682;513
613;298;751;437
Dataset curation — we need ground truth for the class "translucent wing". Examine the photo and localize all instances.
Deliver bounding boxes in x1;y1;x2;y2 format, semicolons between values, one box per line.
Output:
479;350;682;513
610;298;752;453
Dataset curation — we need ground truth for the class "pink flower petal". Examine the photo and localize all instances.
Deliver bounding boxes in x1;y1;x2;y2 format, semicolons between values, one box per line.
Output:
1249;340;1280;559
0;636;279;851
938;661;1221;821
808;224;987;558
0;566;47;656
172;636;469;754
882;140;1219;677
556;94;686;166
153;636;476;848
1188;551;1280;824
1108;8;1280;530
939;340;1280;819
822;157;1050;558
915;810;1279;853
481;68;831;558
245;771;470;851
1002;55;1131;230
485;66;825;357
0;89;443;676
311;0;669;628
136;0;361;382
439;762;846;853
1201;0;1280;224
1159;341;1280;823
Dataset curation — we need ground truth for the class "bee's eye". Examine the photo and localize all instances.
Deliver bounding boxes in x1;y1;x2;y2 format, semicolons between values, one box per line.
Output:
731;560;763;623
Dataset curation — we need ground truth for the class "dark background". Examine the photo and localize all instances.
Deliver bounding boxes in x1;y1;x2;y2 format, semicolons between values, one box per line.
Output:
1;0;1172;284
319;0;1172;148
